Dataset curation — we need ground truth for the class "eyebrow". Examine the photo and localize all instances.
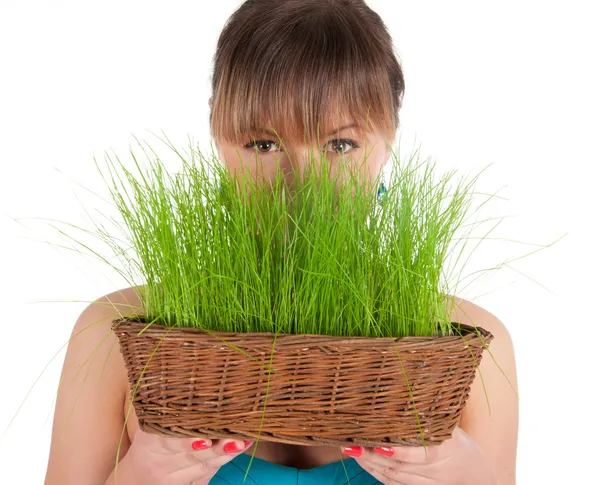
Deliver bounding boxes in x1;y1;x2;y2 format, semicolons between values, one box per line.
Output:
325;123;359;136
250;123;361;138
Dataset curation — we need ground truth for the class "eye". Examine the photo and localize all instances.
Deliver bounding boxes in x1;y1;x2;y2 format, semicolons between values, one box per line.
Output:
327;139;359;155
243;138;360;154
243;139;279;153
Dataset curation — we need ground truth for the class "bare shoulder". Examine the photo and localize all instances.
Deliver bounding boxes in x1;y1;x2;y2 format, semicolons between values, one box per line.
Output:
63;284;145;402
91;284;145;318
443;294;517;400
444;294;519;484
70;284;145;397
444;294;513;340
44;285;145;485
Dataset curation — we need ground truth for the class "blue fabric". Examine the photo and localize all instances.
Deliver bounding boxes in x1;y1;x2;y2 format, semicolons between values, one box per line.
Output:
210;453;383;484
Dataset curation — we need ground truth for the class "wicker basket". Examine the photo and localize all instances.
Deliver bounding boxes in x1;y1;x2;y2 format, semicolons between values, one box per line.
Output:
111;316;493;448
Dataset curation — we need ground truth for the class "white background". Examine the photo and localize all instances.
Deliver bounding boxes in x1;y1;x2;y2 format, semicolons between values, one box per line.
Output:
1;1;598;483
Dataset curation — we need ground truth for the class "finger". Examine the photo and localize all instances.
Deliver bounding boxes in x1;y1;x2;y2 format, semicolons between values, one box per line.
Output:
371;443;442;464
171;439;254;483
175;439;253;470
202;438;254;459
362;459;434;485
341;445;440;464
341;444;434;465
361;463;409;485
355;453;432;483
358;447;426;469
137;429;216;454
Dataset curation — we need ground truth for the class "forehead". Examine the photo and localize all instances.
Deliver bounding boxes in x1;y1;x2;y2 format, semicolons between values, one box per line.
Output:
249;112;375;142
215;85;388;147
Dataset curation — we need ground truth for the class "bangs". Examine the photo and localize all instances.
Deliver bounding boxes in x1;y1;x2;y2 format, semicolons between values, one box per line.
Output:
210;2;399;147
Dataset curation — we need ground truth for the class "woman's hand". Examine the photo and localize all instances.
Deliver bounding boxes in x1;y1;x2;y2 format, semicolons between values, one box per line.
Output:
340;426;498;485
108;428;254;485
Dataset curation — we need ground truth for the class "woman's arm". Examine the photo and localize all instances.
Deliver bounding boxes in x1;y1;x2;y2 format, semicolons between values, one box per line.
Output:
44;288;140;485
451;297;519;485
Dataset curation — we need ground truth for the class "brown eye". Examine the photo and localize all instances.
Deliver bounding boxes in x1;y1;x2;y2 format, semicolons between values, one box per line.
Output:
244;139;279;153
327;139;359;154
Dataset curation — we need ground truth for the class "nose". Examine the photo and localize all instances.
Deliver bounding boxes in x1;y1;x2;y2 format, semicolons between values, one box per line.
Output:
279;144;318;186
276;141;358;192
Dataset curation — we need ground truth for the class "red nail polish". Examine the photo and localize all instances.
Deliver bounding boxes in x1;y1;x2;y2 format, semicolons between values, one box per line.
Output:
341;446;362;457
192;440;210;450
223;441;243;453
244;440;254;447
374;447;394;457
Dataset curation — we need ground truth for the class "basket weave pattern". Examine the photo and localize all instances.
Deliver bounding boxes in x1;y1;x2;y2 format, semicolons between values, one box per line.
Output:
112;317;493;448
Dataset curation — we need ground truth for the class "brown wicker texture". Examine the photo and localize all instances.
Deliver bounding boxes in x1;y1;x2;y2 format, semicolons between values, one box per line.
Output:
111;317;493;448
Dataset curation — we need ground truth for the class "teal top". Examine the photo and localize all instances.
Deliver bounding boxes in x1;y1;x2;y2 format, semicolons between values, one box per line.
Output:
210;453;383;484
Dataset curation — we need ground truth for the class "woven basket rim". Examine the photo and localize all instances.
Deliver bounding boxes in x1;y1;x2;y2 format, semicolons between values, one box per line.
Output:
110;315;493;341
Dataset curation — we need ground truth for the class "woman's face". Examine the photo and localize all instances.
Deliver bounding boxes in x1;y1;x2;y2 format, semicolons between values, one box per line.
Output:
210;98;392;191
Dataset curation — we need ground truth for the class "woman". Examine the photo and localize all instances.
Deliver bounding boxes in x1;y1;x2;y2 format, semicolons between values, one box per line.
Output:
44;1;518;484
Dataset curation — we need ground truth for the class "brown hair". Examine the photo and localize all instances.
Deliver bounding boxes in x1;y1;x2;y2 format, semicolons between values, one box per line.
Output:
209;0;405;147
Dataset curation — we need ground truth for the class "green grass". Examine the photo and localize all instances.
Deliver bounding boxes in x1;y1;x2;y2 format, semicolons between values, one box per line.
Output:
90;133;493;339
2;131;565;484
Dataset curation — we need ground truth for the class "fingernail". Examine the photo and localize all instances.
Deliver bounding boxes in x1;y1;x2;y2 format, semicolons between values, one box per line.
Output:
192;439;210;450
374;447;394;457
223;441;244;453
244;440;254;447
341;446;362;457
